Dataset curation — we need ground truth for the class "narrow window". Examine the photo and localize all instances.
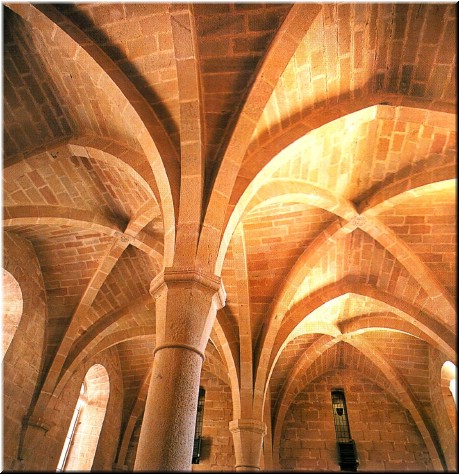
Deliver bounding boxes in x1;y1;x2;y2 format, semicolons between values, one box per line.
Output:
192;387;205;464
331;389;358;472
331;389;352;441
442;361;457;407
57;364;109;471
56;383;86;472
440;360;457;440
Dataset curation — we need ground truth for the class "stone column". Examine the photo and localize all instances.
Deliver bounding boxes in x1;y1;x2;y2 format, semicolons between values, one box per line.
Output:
229;419;267;471
134;268;225;471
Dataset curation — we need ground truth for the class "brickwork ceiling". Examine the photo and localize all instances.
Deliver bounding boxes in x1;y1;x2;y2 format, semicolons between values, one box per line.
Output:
2;2;456;460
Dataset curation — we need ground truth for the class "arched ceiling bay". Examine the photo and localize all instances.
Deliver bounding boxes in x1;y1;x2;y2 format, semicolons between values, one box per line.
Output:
250;3;456;149
3;8;75;157
193;3;292;182
50;3;293;187
53;3;181;152
2;3;456;459
378;182;456;299
241;200;337;341
3;151;158;223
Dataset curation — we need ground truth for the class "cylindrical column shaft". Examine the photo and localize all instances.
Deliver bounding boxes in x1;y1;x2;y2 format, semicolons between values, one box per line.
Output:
134;347;203;471
134;268;225;471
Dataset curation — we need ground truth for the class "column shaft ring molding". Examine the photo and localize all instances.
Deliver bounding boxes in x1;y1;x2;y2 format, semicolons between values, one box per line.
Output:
153;342;205;361
229;418;267;436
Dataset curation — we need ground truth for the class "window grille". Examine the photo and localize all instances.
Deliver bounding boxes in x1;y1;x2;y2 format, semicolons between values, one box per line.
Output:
331;389;351;442
331;389;358;472
192;387;205;464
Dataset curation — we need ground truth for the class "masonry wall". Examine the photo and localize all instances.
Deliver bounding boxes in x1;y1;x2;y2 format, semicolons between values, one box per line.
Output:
15;351;81;470
193;368;235;471
125;419;142;470
2;232;47;471
279;369;433;471
16;347;123;471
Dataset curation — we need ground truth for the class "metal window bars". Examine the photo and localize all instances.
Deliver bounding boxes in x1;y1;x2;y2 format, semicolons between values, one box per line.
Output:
331;389;359;472
331;389;352;442
192;387;205;464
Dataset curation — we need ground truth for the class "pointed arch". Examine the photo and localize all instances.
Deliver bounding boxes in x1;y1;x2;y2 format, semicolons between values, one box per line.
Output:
7;3;178;266
197;3;322;273
254;280;455;420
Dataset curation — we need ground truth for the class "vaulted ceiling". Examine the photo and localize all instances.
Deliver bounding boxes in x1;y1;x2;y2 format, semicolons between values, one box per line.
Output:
2;2;456;460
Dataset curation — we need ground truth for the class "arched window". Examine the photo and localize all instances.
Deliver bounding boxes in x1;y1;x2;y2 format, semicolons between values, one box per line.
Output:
438;360;457;470
442;361;457;408
2;268;23;359
57;364;110;471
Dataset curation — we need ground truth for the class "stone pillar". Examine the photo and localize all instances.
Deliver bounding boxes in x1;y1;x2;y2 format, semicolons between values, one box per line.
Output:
134;268;225;471
229;419;267;471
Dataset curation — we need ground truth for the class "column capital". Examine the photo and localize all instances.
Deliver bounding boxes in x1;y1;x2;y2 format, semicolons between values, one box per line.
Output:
229;418;267;471
150;266;226;309
229;418;267;436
